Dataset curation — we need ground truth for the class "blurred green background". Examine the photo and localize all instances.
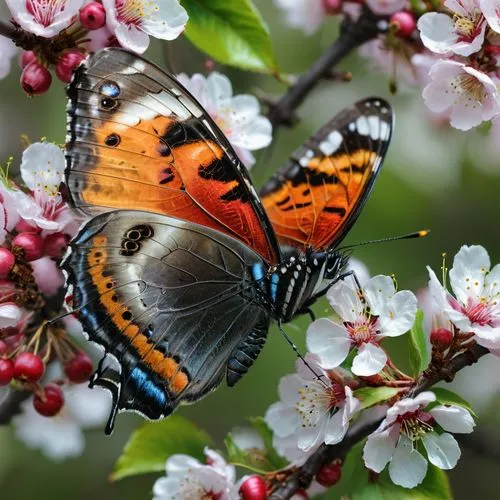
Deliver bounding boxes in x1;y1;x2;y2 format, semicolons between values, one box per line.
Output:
1;1;499;498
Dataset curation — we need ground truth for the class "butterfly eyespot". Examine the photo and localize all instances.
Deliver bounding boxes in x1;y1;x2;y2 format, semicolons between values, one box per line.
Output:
157;141;172;157
105;133;120;147
101;97;118;110
122;240;140;252
122;311;132;321
126;229;141;241
98;80;120;98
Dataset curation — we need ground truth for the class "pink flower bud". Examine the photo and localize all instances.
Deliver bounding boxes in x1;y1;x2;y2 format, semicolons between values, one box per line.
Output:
15;219;41;234
430;327;453;348
44;232;69;258
322;0;342;14
239;476;267;500
0;248;15;278
12;233;45;262
79;2;107;30
55;51;86;83
21;62;52;96
390;11;416;38
20;51;36;69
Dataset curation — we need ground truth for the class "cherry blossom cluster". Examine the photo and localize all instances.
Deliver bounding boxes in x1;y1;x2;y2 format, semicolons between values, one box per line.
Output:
274;0;500;132
1;0;188;94
0;141;108;449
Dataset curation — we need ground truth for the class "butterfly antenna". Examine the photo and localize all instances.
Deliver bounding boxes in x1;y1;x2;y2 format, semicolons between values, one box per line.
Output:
338;229;430;251
277;321;327;386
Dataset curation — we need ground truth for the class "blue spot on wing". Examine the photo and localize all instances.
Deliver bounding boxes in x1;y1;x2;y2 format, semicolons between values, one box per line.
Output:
252;263;265;281
130;367;167;407
271;273;279;301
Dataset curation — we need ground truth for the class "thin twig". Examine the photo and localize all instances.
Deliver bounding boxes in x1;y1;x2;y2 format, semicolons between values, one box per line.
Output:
270;344;489;500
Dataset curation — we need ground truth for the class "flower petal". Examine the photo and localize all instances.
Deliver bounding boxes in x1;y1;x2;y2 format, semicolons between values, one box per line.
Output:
327;278;363;322
378;290;417;337
422;432;461;470
363;425;399;473
429;405;475;433
364;275;395;315
306;318;351;369
265;402;299;438
115;23;150;54
352;342;387;376
388;435;428;488
324;408;348;445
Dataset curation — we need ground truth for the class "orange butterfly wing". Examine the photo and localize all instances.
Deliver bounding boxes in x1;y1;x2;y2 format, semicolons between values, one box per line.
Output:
260;98;393;251
66;48;280;264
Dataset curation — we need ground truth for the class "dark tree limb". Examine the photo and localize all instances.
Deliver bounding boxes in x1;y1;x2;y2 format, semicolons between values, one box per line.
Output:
270;344;489;500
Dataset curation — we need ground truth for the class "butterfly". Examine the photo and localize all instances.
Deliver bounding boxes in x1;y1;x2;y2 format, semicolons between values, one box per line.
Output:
63;48;393;434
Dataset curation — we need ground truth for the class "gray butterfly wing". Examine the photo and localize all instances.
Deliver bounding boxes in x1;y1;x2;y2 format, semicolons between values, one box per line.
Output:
62;210;270;433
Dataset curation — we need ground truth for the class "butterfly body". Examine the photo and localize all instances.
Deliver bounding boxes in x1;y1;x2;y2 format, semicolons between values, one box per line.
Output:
63;48;393;432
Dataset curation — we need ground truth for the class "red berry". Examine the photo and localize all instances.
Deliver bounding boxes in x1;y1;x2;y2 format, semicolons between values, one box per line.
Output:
64;351;93;383
33;383;64;416
79;1;106;30
15;219;41;234
12;232;45;262
55;50;86;83
21;62;52;96
322;0;342;14
390;11;416;38
0;248;15;278
20;50;37;69
315;462;342;487
13;352;45;382
44;232;70;258
239;475;267;500
0;358;14;385
430;327;453;348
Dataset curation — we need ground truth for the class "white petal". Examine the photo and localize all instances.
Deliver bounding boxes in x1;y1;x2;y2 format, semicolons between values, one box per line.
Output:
229;115;273;150
228;94;260;123
364;275;396;315
20;142;65;194
115;23;150;54
352;343;387;376
207;72;233;108
306;318;351;369
422;432;461;469
378;290;417;337
153;476;181;499
0;303;22;328
297;417;326;451
140;0;188;40
324;408;348;445
265;402;299;438
231;426;265;451
418;13;459;54
278;374;303;403
166;453;201;473
327;279;363;322
429;405;475;433
363;425;399;473
450;245;490;304
388;435;428;488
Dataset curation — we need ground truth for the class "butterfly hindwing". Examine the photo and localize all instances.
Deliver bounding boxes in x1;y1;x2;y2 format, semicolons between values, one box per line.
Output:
65;48;280;264
260;98;393;251
62;210;270;431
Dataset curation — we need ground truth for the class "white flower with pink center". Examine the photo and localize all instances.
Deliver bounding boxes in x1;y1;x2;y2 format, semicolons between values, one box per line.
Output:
480;0;500;32
363;391;474;488
418;0;486;56
177;72;272;168
265;356;360;454
307;276;417;376
273;0;328;35
152;448;237;500
102;0;188;54
6;0;85;38
422;60;500;130
428;245;500;354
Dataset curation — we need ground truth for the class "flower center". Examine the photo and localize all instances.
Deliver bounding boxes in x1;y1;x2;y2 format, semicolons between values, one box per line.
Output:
179;475;222;500
461;296;496;326
453;11;482;41
345;317;378;344
116;0;158;26
295;381;345;427
25;0;66;27
397;410;434;441
451;73;487;103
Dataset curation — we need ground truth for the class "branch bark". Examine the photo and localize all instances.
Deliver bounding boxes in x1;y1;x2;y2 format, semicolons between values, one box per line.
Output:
270;344;489;500
267;8;385;128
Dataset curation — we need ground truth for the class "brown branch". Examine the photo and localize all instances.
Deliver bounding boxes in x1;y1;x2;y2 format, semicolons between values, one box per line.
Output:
270;344;489;500
267;8;386;128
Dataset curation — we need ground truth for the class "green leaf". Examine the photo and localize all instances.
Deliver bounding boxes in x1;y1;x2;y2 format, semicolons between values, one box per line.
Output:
182;0;278;73
409;309;430;376
430;387;477;418
247;417;288;470
353;465;452;500
354;387;403;410
111;416;213;481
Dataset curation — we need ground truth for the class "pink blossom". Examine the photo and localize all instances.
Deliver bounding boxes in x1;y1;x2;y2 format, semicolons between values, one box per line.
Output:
422;60;500;130
366;0;407;16
0;303;23;328
418;0;486;56
6;0;85;38
0;201;6;244
30;256;65;296
273;0;327;35
0;36;17;80
480;0;500;33
102;0;188;53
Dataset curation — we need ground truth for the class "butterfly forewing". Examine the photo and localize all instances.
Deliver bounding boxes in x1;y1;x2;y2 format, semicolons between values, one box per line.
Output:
260;98;393;251
65;48;280;264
